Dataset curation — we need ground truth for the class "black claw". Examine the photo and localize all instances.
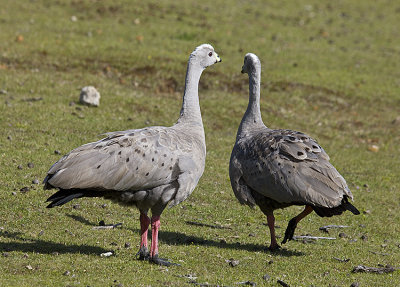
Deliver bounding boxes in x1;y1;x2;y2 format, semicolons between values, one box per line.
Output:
149;255;181;266
136;246;149;261
282;218;297;244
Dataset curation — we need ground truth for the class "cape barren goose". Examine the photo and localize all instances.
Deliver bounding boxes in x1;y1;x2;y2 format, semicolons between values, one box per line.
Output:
229;53;359;251
44;44;221;265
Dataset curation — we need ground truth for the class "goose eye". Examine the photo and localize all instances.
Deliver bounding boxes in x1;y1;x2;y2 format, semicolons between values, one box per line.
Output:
208;52;213;57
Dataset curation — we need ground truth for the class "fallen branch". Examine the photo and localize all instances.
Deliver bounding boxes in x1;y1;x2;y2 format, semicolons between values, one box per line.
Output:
293;235;336;240
92;223;122;230
277;279;290;287
333;257;350;262
369;251;390;256
352;265;397;274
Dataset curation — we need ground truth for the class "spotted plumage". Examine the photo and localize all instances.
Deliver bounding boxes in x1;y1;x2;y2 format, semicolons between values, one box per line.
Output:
229;53;359;250
44;44;221;265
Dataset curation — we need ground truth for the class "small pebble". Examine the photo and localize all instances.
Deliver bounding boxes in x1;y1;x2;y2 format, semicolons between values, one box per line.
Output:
124;242;131;248
361;234;368;241
23;253;29;258
363;183;369;188
0;89;7;94
226;258;239;267
368;145;379;152
38;230;44;236
363;210;371;214
99;220;105;226
339;232;348;238
101;204;107;208
2;252;9;257
27;162;34;168
263;274;270;281
11;192;17;196
32;179;39;184
69;101;76;106
17;165;23;170
54;150;61;155
73;204;80;209
350;282;359;287
25;265;33;270
7;135;12;140
20;187;30;193
268;260;274;265
63;270;71;276
248;233;256;237
100;251;113;257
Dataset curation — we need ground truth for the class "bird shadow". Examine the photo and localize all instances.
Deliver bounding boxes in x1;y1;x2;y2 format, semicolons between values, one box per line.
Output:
66;214;98;226
65;214;304;257
0;231;108;255
157;230;305;257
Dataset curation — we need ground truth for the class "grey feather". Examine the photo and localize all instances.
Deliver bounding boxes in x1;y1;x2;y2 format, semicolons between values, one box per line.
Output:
44;44;221;217
230;53;359;217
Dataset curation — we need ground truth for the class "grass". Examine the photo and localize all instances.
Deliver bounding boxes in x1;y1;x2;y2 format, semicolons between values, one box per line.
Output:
1;0;399;286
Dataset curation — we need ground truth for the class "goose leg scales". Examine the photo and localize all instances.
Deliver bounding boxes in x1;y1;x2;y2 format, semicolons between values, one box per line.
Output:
282;206;313;244
148;216;179;266
266;214;281;251
136;213;150;260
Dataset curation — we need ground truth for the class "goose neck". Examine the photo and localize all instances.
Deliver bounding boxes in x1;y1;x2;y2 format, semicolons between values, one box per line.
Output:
178;58;204;125
236;69;264;139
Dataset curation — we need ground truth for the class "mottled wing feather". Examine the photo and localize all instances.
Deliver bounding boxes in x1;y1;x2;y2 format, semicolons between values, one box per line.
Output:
45;126;191;192
229;153;256;207
235;128;351;208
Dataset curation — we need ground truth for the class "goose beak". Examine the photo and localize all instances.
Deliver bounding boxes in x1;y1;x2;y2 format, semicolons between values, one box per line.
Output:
241;65;245;73
215;53;222;63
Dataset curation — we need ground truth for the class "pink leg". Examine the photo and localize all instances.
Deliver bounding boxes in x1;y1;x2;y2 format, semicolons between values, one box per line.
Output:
267;214;280;251
140;213;150;249
150;215;161;258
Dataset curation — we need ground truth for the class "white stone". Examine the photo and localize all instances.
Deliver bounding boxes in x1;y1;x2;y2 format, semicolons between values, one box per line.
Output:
79;86;100;107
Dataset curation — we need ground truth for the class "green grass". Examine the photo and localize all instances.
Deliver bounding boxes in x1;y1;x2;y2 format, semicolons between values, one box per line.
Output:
1;0;399;286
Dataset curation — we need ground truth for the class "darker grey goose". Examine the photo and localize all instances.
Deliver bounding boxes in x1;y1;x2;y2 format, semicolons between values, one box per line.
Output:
229;53;359;251
44;44;221;265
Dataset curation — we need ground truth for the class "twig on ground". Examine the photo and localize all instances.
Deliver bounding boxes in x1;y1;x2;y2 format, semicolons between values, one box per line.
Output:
92;223;122;229
277;279;290;287
352;265;397;274
333;257;350;262
293;235;336;240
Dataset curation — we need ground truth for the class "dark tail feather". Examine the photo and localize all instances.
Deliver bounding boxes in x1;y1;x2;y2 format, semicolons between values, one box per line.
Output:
343;201;360;215
46;189;84;208
312;197;360;217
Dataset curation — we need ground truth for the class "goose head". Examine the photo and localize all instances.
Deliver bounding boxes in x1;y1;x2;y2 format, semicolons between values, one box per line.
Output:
241;53;261;74
190;44;222;69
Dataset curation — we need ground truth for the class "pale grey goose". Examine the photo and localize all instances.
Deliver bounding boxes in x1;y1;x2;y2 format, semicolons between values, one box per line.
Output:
229;53;359;251
44;44;221;265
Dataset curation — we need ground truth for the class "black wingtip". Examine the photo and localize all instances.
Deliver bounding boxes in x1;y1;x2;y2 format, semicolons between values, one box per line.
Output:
344;202;360;215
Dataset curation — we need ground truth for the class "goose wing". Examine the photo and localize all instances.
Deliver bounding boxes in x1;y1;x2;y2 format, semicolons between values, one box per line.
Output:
238;129;352;208
44;126;197;192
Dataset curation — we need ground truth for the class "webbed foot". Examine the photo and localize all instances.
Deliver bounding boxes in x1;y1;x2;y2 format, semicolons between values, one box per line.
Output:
136;246;149;261
149;254;181;266
282;218;297;244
